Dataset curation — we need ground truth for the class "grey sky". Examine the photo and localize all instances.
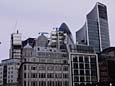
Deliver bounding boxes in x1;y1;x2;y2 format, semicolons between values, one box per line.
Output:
0;0;115;60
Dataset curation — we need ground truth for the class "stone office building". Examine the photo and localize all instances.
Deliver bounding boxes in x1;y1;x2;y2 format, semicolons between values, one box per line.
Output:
18;29;70;86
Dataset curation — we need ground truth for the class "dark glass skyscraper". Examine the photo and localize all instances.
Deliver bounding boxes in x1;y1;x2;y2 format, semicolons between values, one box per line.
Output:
76;2;110;53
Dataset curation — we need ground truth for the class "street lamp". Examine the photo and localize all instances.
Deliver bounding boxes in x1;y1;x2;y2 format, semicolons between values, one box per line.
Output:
110;82;112;86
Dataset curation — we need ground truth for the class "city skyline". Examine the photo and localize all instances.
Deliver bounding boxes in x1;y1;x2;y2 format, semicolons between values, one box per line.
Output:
0;0;115;60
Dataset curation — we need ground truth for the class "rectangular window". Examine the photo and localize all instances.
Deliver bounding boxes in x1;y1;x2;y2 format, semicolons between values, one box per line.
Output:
63;66;68;71
24;73;26;78
24;81;26;86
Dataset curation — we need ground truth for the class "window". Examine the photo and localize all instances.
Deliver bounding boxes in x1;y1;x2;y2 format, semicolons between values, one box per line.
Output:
55;73;62;78
91;69;97;76
24;65;26;70
80;70;84;75
55;65;62;71
73;63;78;69
85;64;89;69
24;81;26;86
39;73;46;78
80;76;84;82
55;81;62;86
74;70;78;75
91;76;97;82
24;73;26;78
11;75;13;78
47;65;54;71
85;57;89;63
39;81;46;86
63;73;69;78
39;65;46;70
31;73;37;78
73;57;78;62
91;63;96;69
47;81;54;86
86;70;90;75
74;76;79;82
79;64;84;69
47;73;54;78
31;81;37;86
63;66;68;71
79;57;83;62
90;56;96;63
63;81;69;86
63;60;68;64
31;66;37;70
86;76;90;82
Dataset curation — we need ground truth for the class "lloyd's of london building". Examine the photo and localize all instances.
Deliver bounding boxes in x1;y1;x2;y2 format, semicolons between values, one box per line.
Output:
0;2;111;86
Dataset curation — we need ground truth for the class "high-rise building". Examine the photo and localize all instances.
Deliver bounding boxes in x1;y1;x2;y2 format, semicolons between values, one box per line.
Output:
10;30;22;59
76;2;110;53
0;31;21;86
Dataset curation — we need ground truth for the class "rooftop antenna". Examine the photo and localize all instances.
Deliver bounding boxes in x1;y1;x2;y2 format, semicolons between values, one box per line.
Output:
17;30;19;34
13;19;19;33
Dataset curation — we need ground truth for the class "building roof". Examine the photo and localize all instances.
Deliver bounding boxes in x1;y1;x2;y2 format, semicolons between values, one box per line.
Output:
102;47;115;53
24;43;32;48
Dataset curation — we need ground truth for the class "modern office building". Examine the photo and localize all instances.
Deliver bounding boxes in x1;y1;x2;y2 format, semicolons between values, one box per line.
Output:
0;31;21;86
76;2;110;53
0;59;20;86
69;44;99;86
9;30;22;59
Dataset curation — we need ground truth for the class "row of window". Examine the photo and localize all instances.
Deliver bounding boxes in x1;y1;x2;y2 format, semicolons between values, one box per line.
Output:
24;81;69;86
24;73;69;79
73;69;97;76
73;56;96;63
74;76;97;82
73;63;97;69
23;58;68;64
24;65;68;71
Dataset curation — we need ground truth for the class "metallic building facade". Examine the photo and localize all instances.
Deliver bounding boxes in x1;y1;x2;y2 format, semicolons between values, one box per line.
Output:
76;2;110;53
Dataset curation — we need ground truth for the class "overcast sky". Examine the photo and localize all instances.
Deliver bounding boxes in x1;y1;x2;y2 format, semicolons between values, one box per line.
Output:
0;0;115;60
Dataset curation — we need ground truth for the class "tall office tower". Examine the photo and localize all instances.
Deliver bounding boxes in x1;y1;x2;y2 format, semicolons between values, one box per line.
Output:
76;2;110;53
10;30;22;59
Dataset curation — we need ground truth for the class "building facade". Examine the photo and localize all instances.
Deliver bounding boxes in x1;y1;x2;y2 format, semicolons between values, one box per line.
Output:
0;59;20;86
76;2;110;53
18;28;71;86
9;30;22;59
0;31;22;86
99;47;115;86
69;45;99;86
